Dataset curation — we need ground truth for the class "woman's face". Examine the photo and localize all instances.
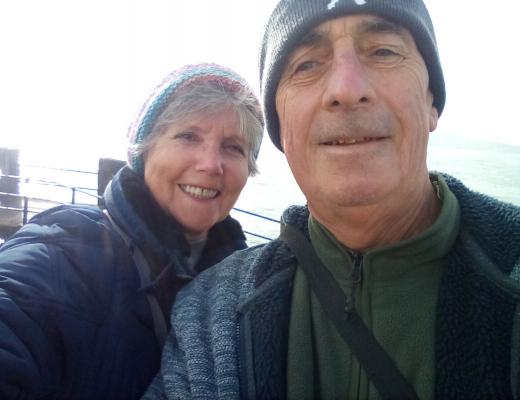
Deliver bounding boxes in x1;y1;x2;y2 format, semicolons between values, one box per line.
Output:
143;107;249;240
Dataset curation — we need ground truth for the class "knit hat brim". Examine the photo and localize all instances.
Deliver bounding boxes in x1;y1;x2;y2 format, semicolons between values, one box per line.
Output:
260;0;445;152
128;63;264;174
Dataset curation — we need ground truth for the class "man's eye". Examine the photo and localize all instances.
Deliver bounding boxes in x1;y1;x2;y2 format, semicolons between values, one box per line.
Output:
372;48;400;58
294;61;318;74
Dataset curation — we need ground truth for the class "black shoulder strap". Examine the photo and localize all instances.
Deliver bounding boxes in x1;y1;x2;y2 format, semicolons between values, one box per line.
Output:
280;224;419;400
103;210;168;347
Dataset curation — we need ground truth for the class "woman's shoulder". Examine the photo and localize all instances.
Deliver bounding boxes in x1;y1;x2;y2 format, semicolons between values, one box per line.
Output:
5;204;112;248
0;204;135;317
31;204;106;229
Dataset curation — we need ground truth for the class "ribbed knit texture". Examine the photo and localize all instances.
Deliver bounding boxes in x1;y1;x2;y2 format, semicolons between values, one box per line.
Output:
127;63;262;174
144;174;520;399
259;0;445;151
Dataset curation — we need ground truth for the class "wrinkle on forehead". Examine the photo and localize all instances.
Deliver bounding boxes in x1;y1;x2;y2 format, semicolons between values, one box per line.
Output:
295;15;407;51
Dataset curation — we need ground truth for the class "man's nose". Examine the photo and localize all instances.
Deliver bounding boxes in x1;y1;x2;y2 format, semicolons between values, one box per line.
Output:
195;144;224;175
322;51;375;110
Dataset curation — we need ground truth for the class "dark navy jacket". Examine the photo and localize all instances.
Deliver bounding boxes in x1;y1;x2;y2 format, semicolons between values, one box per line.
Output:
0;166;247;399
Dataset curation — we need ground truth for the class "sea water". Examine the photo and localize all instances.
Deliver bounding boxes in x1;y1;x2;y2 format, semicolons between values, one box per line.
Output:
7;133;520;246
233;133;520;245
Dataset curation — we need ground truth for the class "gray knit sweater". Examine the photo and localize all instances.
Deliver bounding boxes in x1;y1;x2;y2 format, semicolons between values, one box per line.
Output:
144;174;520;399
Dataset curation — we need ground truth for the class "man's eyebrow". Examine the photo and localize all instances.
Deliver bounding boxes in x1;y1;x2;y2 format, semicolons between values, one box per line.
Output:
356;18;404;36
293;18;405;50
290;17;406;57
293;30;327;50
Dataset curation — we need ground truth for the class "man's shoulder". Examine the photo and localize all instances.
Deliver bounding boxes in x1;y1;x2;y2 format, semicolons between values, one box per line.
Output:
172;204;307;314
443;173;520;215
443;173;520;238
443;173;520;294
199;204;308;281
174;238;296;314
185;239;291;292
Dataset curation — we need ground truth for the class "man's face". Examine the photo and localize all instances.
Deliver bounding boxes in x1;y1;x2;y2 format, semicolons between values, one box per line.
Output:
275;14;438;217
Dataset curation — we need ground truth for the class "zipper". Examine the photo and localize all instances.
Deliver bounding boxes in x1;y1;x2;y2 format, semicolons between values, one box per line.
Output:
344;251;363;318
237;320;245;397
237;311;256;400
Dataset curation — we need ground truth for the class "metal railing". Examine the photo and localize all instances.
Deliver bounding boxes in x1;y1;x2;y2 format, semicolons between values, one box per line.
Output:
0;166;278;242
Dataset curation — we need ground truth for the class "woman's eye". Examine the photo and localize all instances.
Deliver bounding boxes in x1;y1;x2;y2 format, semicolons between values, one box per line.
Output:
174;132;197;141
225;143;246;156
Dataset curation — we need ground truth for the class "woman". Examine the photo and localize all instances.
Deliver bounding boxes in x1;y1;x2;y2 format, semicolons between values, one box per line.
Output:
0;63;264;399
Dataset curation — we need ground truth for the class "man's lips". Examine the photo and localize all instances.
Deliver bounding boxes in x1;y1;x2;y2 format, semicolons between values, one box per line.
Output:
179;184;220;199
321;136;387;145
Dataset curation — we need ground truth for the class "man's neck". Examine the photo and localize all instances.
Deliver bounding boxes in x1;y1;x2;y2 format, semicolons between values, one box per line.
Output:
309;179;442;252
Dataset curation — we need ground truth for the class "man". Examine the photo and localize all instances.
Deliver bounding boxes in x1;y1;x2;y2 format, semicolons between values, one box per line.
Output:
144;0;520;399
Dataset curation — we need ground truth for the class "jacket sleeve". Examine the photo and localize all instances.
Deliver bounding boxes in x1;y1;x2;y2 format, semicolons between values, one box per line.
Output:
141;374;169;400
143;253;250;400
0;232;64;398
141;327;191;400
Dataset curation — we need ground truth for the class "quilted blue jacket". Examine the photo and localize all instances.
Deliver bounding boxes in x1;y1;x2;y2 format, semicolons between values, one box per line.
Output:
145;174;520;400
0;166;247;399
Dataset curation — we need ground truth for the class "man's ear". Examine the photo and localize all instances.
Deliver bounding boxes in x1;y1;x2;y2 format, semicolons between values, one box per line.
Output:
429;106;439;132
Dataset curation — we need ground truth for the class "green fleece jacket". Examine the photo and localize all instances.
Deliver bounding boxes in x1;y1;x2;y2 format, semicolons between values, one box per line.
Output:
287;174;460;399
143;173;520;400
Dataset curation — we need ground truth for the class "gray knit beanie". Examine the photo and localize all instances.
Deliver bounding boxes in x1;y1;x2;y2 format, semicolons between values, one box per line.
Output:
128;63;264;175
260;0;445;151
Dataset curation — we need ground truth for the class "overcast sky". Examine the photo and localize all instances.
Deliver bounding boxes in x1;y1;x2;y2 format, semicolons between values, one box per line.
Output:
0;0;519;169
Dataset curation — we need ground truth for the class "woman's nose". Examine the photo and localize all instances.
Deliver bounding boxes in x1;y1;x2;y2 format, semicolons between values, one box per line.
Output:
195;145;224;175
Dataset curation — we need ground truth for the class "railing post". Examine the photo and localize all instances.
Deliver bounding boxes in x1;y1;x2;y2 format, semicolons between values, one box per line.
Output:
23;177;29;224
72;187;76;204
23;196;29;224
0;148;22;228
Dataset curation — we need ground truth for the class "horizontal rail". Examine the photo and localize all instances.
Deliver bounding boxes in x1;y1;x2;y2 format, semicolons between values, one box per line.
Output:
243;230;274;241
232;207;279;223
0;191;66;205
1;172;98;189
0;205;51;214
21;164;98;175
1;166;279;243
1;173;100;200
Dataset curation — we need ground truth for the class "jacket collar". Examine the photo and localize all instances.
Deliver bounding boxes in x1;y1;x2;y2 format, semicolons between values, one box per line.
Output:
104;166;188;258
104;166;247;276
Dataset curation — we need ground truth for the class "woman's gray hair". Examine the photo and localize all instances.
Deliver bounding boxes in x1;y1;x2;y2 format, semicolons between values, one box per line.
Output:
129;81;264;176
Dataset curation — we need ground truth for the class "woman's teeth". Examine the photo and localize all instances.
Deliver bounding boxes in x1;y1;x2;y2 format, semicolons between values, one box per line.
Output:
180;185;219;199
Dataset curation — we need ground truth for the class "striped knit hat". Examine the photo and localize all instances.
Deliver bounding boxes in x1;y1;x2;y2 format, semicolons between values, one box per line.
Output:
128;63;263;174
260;0;445;152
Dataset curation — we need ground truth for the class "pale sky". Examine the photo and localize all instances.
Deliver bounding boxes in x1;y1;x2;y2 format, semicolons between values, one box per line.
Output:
0;0;519;170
